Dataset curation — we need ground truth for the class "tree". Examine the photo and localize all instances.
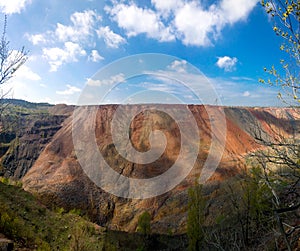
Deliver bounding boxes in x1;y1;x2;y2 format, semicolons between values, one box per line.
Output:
137;211;151;236
225;168;275;248
251;126;299;250
187;183;206;251
260;0;299;105
255;2;300;249
0;15;28;128
0;15;27;89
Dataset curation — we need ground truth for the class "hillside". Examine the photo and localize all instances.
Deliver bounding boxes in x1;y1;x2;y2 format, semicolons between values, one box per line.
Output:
0;179;105;250
0;179;187;250
0;100;70;179
18;104;299;234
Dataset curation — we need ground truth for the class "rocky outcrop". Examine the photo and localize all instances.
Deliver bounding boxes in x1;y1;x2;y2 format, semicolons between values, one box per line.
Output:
0;103;70;179
21;105;299;234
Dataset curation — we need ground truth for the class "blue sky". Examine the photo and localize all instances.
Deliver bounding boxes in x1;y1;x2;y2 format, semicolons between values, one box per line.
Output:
0;0;287;106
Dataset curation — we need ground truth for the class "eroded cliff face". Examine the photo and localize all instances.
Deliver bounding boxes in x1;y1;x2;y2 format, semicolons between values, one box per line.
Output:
21;105;299;234
0;111;68;179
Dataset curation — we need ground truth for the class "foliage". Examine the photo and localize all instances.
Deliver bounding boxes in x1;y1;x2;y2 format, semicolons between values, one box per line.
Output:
201;171;276;250
69;223;95;251
69;208;83;216
187;183;206;251
257;1;300;249
0;176;22;187
259;0;300;104
250;139;300;250
0;181;104;250
137;211;151;236
226;169;275;247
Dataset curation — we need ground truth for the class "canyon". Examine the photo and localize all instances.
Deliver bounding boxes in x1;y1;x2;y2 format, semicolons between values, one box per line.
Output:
0;100;299;234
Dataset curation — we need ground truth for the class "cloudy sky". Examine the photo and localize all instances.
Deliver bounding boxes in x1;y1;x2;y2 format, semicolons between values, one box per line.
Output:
0;0;287;106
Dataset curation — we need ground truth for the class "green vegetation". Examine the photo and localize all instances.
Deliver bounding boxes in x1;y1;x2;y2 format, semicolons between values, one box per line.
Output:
259;0;299;105
0;179;186;250
186;164;299;250
0;180;105;250
137;211;151;236
187;183;206;251
257;1;300;249
0;4;298;250
0;99;52;116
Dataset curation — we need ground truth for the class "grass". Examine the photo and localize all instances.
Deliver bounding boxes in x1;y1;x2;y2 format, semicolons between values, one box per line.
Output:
0;180;106;250
0;179;187;250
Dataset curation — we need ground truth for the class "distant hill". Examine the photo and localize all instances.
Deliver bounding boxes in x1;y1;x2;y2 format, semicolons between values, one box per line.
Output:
0;98;53;109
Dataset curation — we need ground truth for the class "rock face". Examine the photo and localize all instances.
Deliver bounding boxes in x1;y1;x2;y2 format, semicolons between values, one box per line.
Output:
21;105;299;234
0;101;70;179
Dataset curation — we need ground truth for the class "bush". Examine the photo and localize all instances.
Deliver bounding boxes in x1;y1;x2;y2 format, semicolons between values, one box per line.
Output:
137;211;151;236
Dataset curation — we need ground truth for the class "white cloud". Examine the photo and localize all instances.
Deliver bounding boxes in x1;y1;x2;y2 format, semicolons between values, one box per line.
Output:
140;82;178;94
174;2;220;46
106;0;259;47
14;65;41;81
216;56;238;72
43;42;86;72
3;50;27;74
55;10;101;43
88;50;104;62
220;0;259;24
106;3;175;42
26;9;126;51
87;73;125;86
26;34;47;45
96;26;126;48
56;84;81;95
168;60;187;73
25;10;129;71
0;0;31;14
243;91;251;97
26;10;101;46
151;0;183;17
231;76;254;81
151;0;182;12
1;65;44;103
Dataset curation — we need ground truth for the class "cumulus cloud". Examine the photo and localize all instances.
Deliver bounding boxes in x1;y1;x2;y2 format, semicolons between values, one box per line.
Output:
106;0;259;46
88;50;104;62
87;73;125;86
0;0;32;14
151;0;183;17
151;0;182;12
25;34;48;45
55;10;100;43
106;3;175;42
168;60;187;73
174;2;220;46
216;56;238;72
26;10;101;46
96;26;126;48
56;84;81;95
243;91;251;97
26;9;129;71
43;42;86;72
220;0;259;24
14;65;41;81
